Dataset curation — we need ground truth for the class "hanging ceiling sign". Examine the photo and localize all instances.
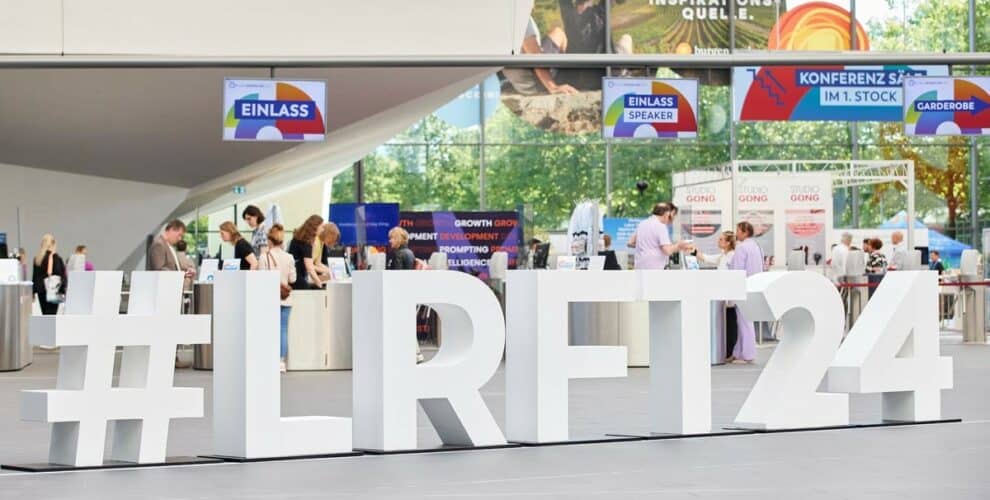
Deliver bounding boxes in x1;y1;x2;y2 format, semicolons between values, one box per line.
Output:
223;79;327;142
603;78;698;139
903;76;990;136
733;66;949;122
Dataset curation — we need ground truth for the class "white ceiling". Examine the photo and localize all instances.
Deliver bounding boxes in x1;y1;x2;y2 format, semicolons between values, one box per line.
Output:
0;66;488;187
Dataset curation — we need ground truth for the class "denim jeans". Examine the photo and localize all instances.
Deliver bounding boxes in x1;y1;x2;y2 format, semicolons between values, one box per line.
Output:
280;305;291;359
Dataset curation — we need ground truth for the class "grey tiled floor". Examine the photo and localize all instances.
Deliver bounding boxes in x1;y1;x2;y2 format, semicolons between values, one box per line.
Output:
0;338;986;499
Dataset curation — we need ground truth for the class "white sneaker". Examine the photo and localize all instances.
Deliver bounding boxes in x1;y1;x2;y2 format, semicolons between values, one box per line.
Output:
280;360;287;373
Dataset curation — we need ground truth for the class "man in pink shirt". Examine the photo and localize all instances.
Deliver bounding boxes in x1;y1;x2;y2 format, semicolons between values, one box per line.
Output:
630;202;693;270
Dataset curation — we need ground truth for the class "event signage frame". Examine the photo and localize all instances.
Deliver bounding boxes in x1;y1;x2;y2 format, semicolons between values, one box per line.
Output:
733;65;949;122
602;77;699;139
222;78;327;142
902;76;990;136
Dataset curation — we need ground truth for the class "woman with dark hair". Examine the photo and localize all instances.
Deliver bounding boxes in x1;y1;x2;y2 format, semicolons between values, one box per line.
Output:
289;215;325;289
220;221;258;270
241;205;268;257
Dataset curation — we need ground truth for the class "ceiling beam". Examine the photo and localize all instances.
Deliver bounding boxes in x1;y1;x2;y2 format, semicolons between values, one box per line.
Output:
2;52;990;69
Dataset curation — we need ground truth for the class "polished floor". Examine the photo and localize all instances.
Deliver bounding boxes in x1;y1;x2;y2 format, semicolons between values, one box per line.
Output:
0;337;986;499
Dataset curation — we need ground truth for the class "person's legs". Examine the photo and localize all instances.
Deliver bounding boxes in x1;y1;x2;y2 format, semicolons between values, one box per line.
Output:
725;305;738;360
732;307;757;362
280;305;291;360
40;294;58;315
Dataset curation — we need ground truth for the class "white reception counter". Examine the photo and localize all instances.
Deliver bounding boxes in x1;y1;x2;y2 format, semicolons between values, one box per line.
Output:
286;282;352;371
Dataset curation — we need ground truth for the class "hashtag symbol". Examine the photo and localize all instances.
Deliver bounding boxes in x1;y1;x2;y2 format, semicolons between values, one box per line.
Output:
21;271;210;467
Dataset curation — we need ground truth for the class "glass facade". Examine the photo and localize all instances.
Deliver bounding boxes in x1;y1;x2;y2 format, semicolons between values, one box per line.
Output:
325;0;990;246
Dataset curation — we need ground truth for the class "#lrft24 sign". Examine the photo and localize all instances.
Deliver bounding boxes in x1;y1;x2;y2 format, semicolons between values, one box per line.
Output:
223;79;327;141
903;76;990;136
733;66;948;122
603;78;698;139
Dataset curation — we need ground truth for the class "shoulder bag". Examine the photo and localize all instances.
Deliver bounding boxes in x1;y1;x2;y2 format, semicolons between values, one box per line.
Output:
268;252;292;300
43;253;63;304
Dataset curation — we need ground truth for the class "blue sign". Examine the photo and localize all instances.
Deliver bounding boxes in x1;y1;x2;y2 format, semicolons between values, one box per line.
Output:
329;203;400;246
603;217;644;252
233;100;316;120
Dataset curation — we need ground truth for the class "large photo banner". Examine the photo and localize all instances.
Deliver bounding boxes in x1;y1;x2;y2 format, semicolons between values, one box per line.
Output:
903;76;990;136
733;66;949;122
223;79;327;141
603;78;698;139
399;212;520;279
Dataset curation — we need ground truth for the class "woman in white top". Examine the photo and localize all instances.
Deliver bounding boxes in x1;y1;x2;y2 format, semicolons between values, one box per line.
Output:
257;224;296;372
697;231;736;270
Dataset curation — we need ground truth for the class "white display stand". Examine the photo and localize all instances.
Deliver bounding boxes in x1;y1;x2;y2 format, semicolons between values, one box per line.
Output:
286;284;353;371
674;160;918;268
0;259;20;282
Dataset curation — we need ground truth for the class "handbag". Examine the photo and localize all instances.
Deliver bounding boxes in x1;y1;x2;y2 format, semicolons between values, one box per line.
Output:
43;253;63;304
267;252;292;300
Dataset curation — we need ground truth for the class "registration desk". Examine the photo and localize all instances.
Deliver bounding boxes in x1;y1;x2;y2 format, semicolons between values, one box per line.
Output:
286;282;352;371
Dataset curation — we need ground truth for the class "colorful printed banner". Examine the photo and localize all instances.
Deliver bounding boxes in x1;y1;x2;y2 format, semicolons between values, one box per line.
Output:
733;66;948;122
399;211;520;279
223;79;326;141
603;78;698;138
903;76;990;136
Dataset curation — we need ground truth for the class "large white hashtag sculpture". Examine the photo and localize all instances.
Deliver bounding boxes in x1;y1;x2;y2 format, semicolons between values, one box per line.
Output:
21;271;210;467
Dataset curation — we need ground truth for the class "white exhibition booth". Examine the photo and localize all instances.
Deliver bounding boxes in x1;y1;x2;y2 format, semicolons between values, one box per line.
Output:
673;160;920;269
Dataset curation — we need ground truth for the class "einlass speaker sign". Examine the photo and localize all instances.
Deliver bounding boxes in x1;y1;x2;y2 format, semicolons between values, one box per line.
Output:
602;78;698;139
223;79;327;142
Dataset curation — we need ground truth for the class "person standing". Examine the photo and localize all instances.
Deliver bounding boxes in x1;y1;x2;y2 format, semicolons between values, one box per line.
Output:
32;234;66;315
289;215;325;289
630;202;692;270
175;240;197;291
728;221;764;364
219;221;258;271
828;232;853;281
387;227;416;270
258;224;296;373
929;250;945;275
864;238;888;275
889;231;907;270
696;231;736;270
315;222;345;280
241;205;270;257
148;219;188;272
66;245;88;272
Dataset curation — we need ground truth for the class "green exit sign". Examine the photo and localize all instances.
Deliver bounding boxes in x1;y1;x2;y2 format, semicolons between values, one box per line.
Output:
233;185;247;195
